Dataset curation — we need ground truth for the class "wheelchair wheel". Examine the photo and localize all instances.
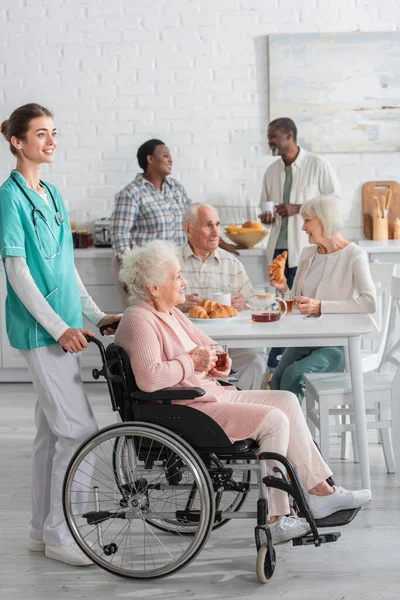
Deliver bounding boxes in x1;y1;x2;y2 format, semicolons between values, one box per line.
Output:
114;437;250;534
256;543;276;584
63;422;215;579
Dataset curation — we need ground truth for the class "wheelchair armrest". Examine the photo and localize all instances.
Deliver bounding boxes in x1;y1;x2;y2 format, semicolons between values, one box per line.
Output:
130;386;206;403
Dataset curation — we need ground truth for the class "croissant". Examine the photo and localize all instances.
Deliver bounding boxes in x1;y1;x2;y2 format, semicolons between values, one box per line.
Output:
269;251;287;284
201;299;222;314
209;305;239;318
188;306;209;319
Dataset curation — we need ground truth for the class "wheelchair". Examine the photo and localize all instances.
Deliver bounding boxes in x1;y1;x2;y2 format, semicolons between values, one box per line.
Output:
62;333;360;583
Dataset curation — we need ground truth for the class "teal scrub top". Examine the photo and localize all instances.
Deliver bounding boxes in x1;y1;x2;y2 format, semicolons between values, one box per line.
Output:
0;171;82;350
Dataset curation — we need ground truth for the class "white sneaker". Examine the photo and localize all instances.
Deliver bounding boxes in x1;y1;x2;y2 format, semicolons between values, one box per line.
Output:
45;542;93;567
28;538;45;552
308;486;372;520
269;516;311;545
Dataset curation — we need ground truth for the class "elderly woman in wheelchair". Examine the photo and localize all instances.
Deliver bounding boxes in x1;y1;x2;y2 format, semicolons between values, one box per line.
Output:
63;240;371;583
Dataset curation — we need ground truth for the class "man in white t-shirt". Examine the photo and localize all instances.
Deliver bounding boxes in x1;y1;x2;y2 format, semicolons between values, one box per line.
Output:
176;203;268;390
259;117;341;368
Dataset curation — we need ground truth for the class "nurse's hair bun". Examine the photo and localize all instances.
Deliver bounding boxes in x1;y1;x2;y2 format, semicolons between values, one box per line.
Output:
0;120;9;139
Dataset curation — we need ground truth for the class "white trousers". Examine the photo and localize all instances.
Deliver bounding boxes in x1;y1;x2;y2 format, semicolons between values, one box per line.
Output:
229;348;268;390
20;344;98;546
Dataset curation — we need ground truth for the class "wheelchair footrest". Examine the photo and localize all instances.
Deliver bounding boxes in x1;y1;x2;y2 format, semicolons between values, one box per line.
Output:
292;531;341;546
175;510;223;524
314;507;361;528
82;510;126;525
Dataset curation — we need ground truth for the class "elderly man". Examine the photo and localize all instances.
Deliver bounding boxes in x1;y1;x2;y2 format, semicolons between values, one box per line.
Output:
176;203;268;390
259;117;341;369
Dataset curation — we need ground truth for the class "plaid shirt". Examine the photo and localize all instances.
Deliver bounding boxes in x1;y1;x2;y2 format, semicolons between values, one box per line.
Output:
176;242;254;301
110;174;191;258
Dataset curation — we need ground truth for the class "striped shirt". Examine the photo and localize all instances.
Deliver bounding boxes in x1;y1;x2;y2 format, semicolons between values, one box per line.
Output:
110;173;191;258
176;242;254;301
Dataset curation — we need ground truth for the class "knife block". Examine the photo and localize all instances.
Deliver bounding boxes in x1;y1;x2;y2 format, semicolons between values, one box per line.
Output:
373;217;389;241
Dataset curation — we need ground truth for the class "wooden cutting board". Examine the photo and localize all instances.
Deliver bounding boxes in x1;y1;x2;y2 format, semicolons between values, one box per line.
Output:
362;181;400;239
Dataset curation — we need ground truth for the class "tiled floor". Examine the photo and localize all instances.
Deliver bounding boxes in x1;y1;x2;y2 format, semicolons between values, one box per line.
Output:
1;382;399;600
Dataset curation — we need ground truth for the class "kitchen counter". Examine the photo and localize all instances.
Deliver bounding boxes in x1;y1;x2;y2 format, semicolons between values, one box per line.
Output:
74;247;113;258
73;247;267;258
74;246;269;293
357;240;400;263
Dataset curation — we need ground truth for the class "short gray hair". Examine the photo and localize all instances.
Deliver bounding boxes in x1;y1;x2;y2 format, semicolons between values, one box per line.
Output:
119;240;178;300
183;203;216;226
300;195;343;237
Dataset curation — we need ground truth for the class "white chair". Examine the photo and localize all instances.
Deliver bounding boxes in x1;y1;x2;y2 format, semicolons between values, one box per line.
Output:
304;270;400;477
338;262;395;459
305;369;396;473
329;262;394;460
360;262;395;372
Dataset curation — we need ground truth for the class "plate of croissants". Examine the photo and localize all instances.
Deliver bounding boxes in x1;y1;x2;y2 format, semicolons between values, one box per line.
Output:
188;299;239;320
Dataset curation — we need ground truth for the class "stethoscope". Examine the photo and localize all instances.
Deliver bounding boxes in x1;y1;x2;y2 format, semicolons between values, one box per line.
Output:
11;171;65;259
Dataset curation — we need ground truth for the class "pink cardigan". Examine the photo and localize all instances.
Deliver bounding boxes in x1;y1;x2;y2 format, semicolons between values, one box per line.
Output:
114;300;233;403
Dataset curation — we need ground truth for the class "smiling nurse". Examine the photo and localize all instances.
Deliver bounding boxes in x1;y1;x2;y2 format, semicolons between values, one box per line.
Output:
0;104;121;567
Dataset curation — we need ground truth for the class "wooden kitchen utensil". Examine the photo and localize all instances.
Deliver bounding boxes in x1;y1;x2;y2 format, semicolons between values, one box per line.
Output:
362;181;400;239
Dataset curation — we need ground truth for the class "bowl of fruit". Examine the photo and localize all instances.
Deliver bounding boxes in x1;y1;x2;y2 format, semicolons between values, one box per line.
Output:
225;221;268;249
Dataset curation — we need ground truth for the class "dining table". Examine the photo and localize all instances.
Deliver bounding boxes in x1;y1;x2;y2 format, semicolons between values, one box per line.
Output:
195;310;374;489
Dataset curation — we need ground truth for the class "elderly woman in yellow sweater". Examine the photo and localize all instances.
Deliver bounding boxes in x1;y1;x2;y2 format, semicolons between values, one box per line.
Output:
269;195;376;403
114;239;371;546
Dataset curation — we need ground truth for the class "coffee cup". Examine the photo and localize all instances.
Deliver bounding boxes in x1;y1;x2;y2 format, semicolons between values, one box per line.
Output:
213;292;231;305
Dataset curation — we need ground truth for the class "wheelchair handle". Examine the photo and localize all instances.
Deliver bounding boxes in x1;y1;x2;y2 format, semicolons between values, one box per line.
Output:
99;321;120;336
62;333;96;353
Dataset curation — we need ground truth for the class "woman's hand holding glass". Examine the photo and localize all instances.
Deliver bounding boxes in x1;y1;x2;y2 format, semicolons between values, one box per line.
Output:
208;344;231;378
209;355;232;378
268;268;288;294
296;296;321;316
188;345;217;372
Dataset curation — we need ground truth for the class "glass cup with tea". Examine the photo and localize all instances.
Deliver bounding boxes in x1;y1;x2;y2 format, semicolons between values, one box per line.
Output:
284;291;296;314
212;344;229;370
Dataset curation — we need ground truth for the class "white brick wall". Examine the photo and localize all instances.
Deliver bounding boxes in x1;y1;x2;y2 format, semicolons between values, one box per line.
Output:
1;0;399;237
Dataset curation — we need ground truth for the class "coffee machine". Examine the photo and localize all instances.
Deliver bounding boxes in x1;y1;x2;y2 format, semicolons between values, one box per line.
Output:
94;218;112;247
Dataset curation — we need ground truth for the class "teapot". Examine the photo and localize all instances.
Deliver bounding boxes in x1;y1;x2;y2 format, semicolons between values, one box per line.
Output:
248;293;287;323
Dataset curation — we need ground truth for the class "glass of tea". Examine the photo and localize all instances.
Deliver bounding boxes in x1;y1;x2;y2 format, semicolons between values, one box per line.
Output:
284;291;296;313
212;344;229;369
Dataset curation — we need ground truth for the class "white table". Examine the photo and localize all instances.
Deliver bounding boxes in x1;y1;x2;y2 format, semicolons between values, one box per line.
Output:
196;311;374;489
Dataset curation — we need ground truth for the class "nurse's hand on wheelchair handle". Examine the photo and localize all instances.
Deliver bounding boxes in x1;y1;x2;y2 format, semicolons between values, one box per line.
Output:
97;314;122;336
188;346;217;372
59;328;96;353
